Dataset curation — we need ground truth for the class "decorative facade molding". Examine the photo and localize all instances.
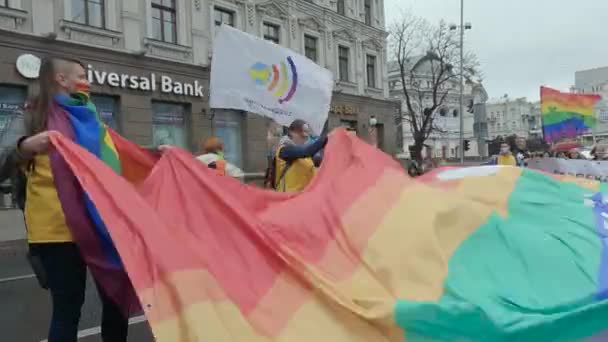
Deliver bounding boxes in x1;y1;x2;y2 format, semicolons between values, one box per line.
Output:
60;20;122;48
144;38;193;61
332;29;356;42
0;6;27;30
289;16;297;40
256;1;289;20
246;2;256;27
362;38;383;52
298;16;326;32
325;30;333;50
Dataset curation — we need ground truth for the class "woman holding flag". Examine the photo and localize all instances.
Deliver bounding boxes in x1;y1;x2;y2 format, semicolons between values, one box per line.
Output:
3;57;154;342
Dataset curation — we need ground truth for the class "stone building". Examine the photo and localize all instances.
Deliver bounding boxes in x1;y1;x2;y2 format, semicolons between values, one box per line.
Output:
387;59;487;159
486;96;542;140
0;0;400;177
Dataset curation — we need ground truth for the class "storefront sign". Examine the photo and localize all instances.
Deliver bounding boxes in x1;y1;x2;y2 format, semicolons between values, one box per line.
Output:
14;54;205;98
16;54;41;79
0;103;21;111
87;65;205;98
330;105;358;115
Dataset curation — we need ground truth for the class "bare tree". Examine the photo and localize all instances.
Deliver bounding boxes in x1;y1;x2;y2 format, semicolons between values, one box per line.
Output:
390;14;480;161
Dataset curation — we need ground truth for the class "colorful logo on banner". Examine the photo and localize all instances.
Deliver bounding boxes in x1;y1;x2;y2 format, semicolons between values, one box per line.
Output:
249;57;298;104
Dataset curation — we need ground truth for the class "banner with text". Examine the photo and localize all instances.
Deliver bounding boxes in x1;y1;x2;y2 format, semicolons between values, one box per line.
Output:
210;25;333;135
528;158;608;182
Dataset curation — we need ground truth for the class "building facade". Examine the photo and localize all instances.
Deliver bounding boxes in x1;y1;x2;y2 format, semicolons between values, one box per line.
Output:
573;66;608;143
486;96;542;140
0;0;399;175
387;59;486;159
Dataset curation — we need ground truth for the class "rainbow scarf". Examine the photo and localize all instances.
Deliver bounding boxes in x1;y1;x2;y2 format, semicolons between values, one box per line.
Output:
49;130;608;341
541;86;601;143
47;93;147;316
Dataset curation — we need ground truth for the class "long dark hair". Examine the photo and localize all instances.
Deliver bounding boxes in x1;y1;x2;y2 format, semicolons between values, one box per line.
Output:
26;56;85;135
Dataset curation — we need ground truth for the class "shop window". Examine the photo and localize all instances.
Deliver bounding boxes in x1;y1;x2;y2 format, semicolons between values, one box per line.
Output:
214;7;234;28
263;22;280;44
91;94;119;131
304;35;318;62
215;111;244;168
0;85;26;154
152;101;188;149
72;0;106;28
152;0;177;44
340;119;357;135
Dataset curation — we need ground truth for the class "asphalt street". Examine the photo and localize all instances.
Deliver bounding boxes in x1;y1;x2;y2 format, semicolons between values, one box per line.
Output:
0;211;153;342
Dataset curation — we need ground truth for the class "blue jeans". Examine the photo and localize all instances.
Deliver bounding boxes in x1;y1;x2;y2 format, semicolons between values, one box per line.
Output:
29;243;128;342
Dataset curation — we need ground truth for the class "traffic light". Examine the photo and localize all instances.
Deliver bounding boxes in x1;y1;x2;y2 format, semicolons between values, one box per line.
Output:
464;140;471;152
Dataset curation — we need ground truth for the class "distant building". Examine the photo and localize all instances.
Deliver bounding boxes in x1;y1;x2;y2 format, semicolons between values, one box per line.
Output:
486;96;542;140
388;59;487;159
573;66;608;143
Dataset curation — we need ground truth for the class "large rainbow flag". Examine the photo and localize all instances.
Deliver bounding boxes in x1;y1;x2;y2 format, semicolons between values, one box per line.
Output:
50;130;608;341
541;86;601;143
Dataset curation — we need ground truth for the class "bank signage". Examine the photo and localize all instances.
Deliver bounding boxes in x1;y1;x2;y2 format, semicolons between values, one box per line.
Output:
14;54;205;98
87;65;205;98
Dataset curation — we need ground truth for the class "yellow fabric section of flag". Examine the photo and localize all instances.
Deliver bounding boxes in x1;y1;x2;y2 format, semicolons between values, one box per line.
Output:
103;128;119;157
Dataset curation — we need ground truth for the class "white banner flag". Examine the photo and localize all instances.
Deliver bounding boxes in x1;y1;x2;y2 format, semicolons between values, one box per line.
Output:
210;25;333;135
528;158;608;182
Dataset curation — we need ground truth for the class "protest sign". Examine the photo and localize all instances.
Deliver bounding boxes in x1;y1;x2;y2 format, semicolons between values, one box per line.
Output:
528;157;608;182
210;25;333;135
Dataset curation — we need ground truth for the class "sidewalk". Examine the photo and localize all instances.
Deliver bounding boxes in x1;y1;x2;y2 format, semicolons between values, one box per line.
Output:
0;210;25;242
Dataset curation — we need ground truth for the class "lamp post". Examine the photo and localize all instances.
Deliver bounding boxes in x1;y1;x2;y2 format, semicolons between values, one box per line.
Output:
450;0;472;164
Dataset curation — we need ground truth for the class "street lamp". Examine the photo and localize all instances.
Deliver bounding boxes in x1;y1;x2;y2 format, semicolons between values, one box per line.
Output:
450;0;472;164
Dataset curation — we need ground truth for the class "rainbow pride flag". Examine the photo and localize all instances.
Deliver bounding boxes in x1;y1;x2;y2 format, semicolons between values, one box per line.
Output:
49;130;608;341
541;86;601;143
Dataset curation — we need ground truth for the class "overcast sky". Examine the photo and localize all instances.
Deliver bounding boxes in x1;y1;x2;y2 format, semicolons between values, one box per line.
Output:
384;0;608;101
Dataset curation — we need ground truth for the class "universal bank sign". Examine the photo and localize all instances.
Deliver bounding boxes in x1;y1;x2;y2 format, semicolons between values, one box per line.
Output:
15;54;205;98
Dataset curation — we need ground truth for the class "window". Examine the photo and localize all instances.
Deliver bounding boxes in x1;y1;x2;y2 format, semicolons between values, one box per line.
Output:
337;0;345;15
364;0;372;25
0;86;26;157
214;7;234;27
215;111;244;168
0;0;8;7
338;46;350;82
340;120;357;135
152;102;188;149
91;94;119;131
152;0;177;44
439;108;447;117
72;0;105;28
366;54;377;88
263;23;280;44
304;35;318;62
453;109;459;117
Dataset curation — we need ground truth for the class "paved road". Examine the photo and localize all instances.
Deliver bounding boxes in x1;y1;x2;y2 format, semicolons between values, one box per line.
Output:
0;212;153;342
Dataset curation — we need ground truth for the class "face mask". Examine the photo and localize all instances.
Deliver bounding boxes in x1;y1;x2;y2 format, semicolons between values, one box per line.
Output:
500;147;510;155
216;151;225;160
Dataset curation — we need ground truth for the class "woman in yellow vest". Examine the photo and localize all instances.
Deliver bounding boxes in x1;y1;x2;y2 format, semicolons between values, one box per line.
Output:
494;142;517;166
275;120;327;192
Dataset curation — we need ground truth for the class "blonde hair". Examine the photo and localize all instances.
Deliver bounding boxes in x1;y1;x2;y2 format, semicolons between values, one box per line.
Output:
200;137;224;154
